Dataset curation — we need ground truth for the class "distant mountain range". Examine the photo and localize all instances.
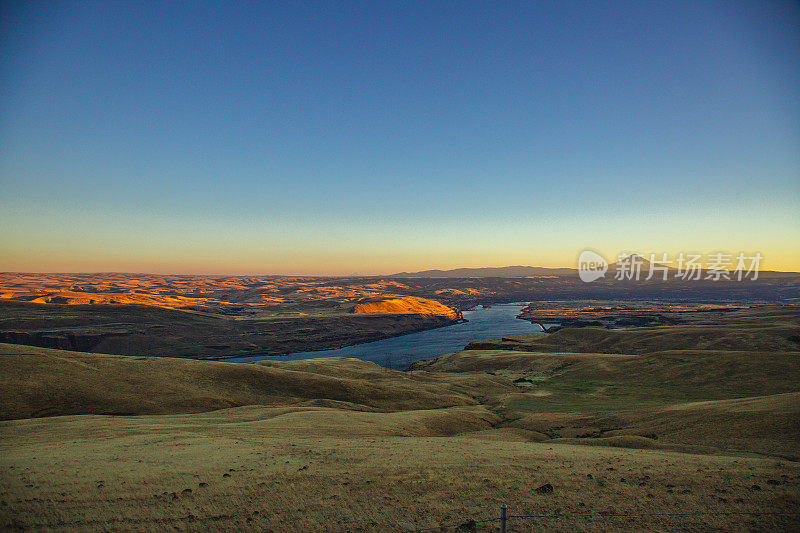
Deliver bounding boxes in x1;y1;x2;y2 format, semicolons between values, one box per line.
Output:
390;259;798;279
390;265;576;278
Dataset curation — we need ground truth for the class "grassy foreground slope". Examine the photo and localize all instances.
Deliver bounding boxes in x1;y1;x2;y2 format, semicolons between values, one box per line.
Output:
410;306;800;459
2;304;799;531
409;348;800;458
413;348;800;406
3;407;797;532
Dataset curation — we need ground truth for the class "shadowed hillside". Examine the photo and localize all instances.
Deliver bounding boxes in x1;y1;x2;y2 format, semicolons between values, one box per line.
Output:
464;323;800;354
0;344;503;419
0;300;457;359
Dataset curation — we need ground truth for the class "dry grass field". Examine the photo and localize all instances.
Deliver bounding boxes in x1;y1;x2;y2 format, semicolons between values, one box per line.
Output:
3;409;798;532
1;304;799;531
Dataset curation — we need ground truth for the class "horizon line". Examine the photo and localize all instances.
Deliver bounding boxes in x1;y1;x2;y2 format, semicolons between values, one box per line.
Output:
2;264;799;278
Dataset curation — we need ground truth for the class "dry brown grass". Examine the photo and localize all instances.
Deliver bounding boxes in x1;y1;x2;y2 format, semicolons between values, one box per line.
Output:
506;392;800;459
0;344;505;420
2;313;800;532
467;321;800;354
2;406;798;532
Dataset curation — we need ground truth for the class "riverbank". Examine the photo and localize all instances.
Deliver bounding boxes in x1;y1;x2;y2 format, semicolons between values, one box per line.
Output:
0;300;461;360
223;303;545;369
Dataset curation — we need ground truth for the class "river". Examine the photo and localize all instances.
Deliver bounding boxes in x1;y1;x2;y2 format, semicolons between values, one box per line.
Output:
226;302;550;370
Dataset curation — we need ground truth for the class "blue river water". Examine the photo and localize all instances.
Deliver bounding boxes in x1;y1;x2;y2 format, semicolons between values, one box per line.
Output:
225;302;548;369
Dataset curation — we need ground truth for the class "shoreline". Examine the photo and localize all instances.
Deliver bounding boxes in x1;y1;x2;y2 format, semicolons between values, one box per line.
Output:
207;314;467;362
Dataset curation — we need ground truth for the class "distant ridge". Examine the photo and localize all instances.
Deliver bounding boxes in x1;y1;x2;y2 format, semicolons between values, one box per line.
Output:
390;265;576;278
390;258;799;279
606;254;799;279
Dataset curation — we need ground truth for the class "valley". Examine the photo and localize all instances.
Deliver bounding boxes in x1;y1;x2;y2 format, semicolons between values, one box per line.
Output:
1;304;798;531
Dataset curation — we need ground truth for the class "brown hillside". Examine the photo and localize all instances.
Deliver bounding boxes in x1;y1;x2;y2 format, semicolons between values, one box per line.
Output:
0;344;478;420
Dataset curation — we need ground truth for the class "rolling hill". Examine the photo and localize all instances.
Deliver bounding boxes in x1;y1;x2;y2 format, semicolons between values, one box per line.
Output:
2;305;799;531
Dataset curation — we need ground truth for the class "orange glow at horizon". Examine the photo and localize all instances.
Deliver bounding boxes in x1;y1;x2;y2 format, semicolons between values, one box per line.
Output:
1;247;799;276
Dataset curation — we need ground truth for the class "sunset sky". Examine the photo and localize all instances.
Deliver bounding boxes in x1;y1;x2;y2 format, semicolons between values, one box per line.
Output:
1;1;798;275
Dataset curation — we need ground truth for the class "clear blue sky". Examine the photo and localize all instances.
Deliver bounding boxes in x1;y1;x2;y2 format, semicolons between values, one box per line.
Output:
1;1;798;274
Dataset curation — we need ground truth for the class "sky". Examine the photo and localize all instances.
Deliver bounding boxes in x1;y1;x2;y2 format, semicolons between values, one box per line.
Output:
1;0;798;275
